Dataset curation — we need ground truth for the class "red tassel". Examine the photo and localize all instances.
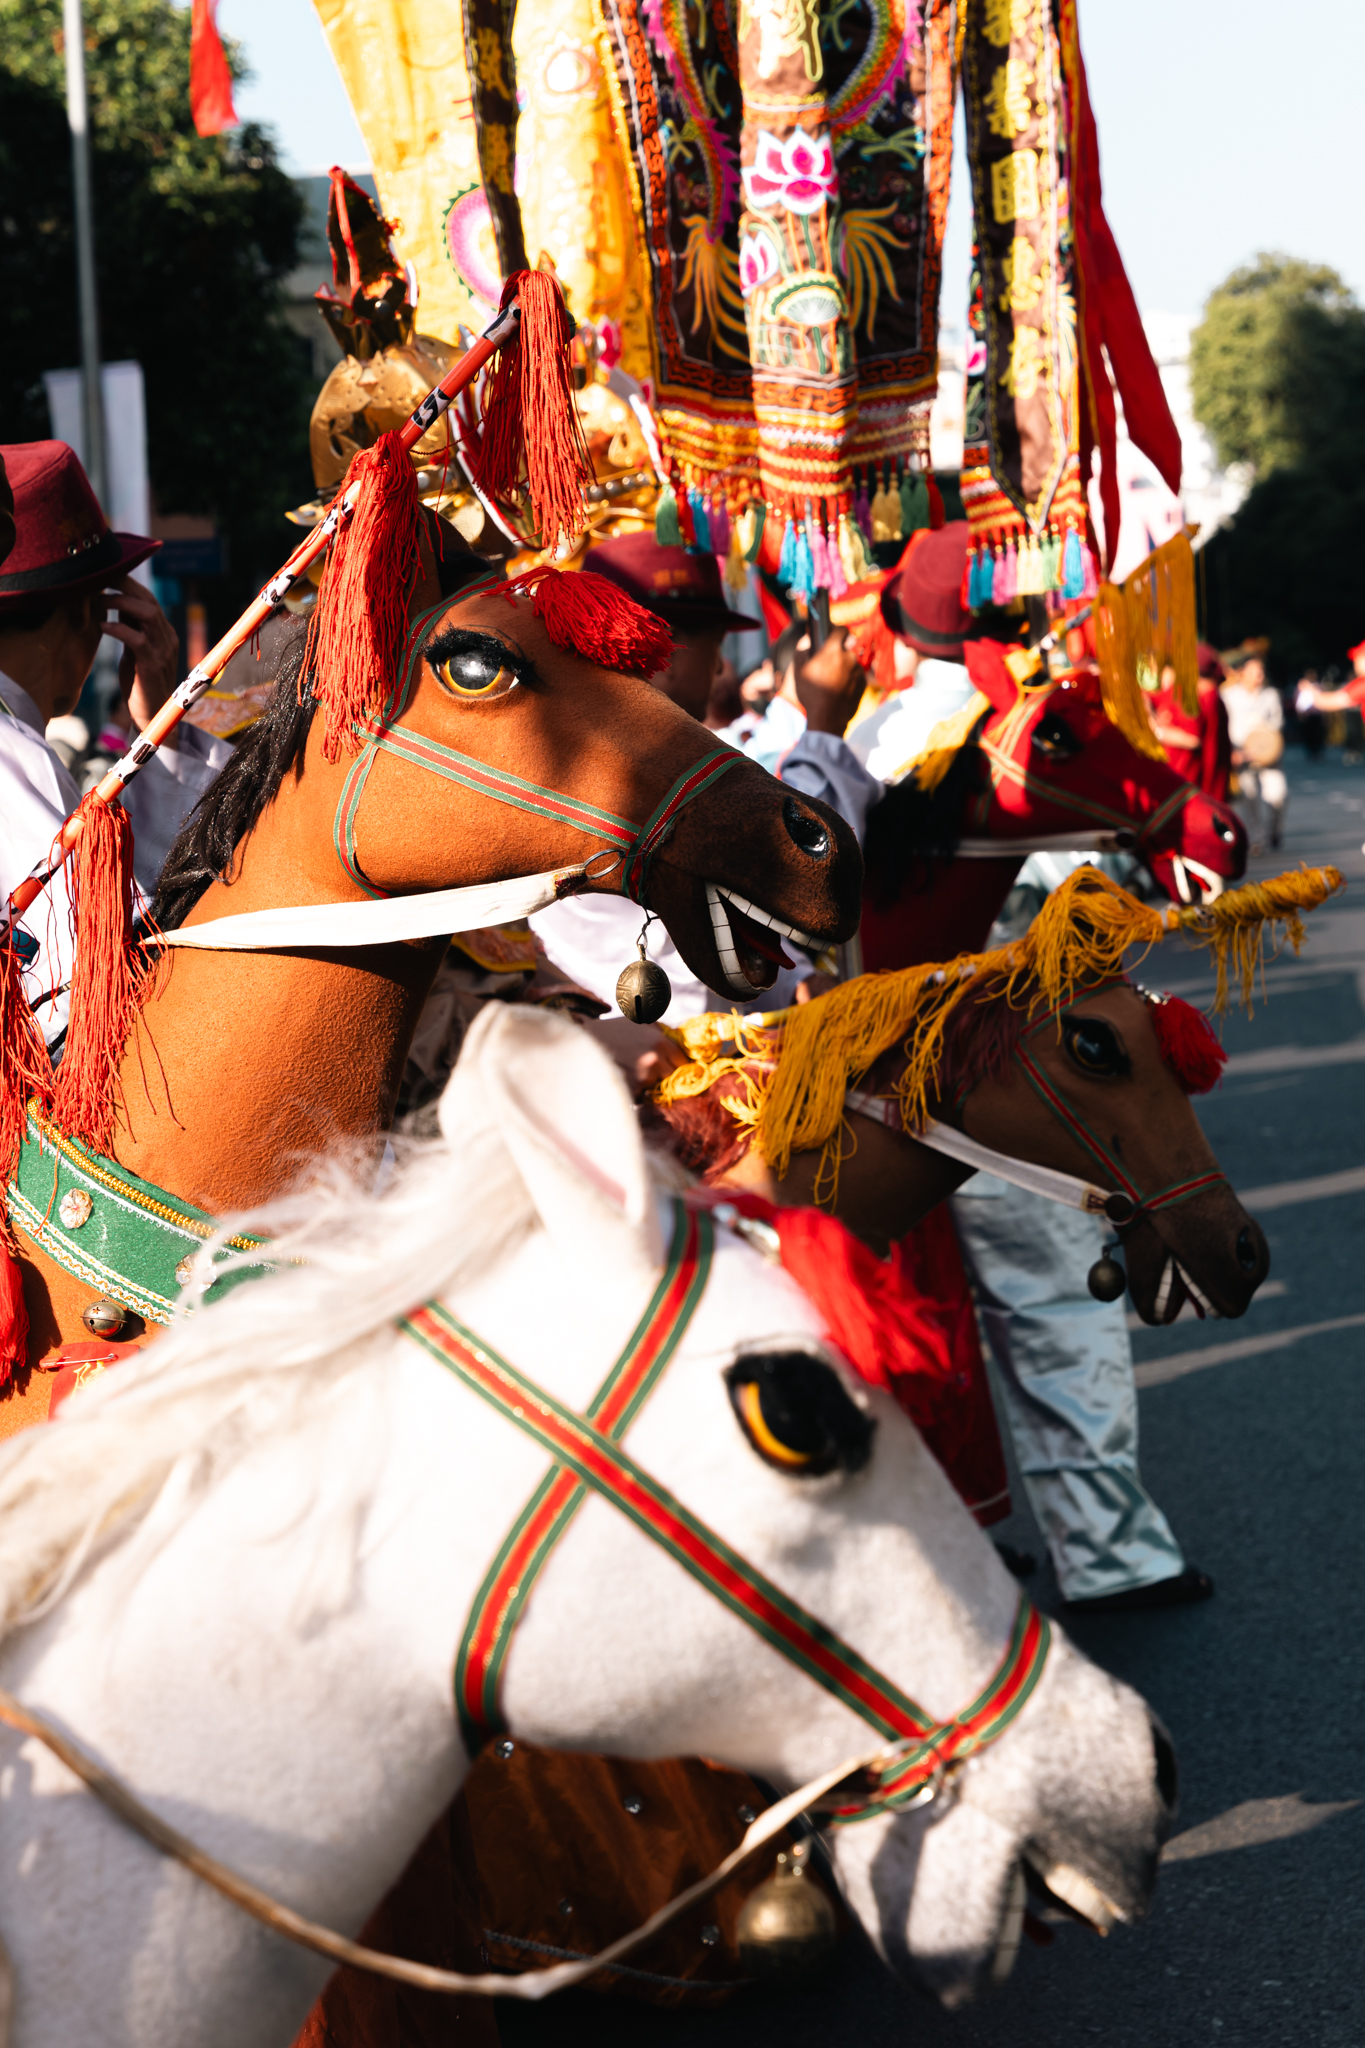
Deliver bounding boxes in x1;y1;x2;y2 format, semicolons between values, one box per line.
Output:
0;928;54;1194
1150;994;1227;1095
0;1236;27;1388
474;271;593;553
305;431;421;760
50;796;156;1157
501;568;672;679
925;468;946;531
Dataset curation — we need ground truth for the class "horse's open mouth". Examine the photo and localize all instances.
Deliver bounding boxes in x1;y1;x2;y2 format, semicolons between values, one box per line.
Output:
705;883;819;996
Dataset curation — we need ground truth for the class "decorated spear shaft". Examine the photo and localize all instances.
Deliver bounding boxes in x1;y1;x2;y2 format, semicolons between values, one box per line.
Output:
6;299;522;923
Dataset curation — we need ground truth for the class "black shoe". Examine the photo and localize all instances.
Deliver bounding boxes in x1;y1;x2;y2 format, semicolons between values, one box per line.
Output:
1065;1567;1215;1614
994;1543;1038;1579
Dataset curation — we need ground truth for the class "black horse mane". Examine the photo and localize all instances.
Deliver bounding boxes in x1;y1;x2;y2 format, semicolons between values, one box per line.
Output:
861;719;990;913
151;539;490;932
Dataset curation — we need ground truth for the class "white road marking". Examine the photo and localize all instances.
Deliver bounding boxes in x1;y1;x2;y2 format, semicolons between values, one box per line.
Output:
1240;1164;1365;1209
1134;1310;1365;1388
1162;1794;1359;1865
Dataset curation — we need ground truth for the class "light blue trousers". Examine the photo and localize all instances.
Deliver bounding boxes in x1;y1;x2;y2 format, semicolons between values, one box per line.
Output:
950;1174;1186;1601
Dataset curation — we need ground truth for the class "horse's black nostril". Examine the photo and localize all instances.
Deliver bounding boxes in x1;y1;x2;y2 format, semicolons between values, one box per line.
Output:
782;795;830;859
1151;1717;1179;1812
1236;1227;1261;1273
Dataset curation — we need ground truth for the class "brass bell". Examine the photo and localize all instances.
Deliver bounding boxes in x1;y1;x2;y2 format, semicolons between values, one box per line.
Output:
81;1297;127;1338
615;947;672;1026
1087;1252;1127;1302
735;1840;839;1983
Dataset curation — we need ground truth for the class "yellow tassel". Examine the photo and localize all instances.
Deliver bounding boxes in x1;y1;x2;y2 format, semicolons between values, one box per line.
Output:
723;519;748;593
655;863;1344;1206
886;691;993;791
1162;865;1344;1013
1095;532;1201;728
1093;582;1167;762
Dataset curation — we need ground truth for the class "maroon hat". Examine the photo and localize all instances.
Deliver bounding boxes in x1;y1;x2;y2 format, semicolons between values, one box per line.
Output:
880;521;973;659
585;532;759;634
0;454;14;570
0;441;159;609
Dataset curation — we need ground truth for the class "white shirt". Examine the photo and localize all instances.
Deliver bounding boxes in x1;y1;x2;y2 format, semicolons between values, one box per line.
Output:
846;659;977;781
1220;682;1283;749
528;893;806;1024
0;673;231;1044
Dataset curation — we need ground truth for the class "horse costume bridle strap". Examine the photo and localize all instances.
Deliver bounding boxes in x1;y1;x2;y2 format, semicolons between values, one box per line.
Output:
403;1205;1050;1822
845;980;1228;1228
844;1099;1133;1222
454;1201;713;1749
333;590;742;904
1013;1017;1227;1222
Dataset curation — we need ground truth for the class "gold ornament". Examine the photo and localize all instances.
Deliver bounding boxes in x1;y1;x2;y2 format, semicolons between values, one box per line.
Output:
735;1840;839;1983
81;1298;127;1339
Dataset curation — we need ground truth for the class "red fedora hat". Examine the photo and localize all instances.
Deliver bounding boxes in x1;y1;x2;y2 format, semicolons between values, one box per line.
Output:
0;441;159;608
880;521;973;658
585;532;759;634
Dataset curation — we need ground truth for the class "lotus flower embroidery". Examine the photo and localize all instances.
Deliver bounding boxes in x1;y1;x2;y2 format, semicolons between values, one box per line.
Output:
739;230;780;296
742;130;837;216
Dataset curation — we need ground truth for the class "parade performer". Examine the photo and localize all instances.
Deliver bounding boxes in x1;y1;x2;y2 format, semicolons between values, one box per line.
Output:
0;441;231;1051
1143;654;1232;804
1221;647;1286;854
1298;638;1365;748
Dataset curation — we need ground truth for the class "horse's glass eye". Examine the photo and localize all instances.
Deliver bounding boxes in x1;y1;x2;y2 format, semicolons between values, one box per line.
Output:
735;1381;816;1467
1032;712;1083;762
1063;1016;1129;1077
434;650;515;698
727;1352;873;1477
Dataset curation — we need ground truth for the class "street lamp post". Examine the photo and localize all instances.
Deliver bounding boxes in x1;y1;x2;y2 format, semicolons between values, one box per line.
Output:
62;0;106;509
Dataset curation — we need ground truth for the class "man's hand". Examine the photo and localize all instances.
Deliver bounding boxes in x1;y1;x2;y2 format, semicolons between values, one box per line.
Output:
792;626;868;737
104;577;182;749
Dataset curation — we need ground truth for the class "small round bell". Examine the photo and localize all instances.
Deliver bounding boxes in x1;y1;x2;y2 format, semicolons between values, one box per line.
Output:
736;1843;839;1984
615;950;672;1025
81;1297;127;1338
1087;1252;1127;1303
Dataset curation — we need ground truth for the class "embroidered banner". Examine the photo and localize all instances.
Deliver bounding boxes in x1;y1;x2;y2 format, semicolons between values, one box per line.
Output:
596;0;758;504
959;0;1093;603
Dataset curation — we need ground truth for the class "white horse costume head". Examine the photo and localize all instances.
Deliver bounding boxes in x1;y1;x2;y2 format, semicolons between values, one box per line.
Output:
0;1008;1171;2044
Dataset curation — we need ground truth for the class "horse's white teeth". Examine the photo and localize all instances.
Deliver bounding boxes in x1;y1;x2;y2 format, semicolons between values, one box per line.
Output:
1176;1262;1220;1319
714;886;818;950
1153;1257;1175;1321
705;883;757;996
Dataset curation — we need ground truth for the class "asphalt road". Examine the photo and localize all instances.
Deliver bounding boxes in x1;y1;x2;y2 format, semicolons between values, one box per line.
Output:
498;750;1365;2048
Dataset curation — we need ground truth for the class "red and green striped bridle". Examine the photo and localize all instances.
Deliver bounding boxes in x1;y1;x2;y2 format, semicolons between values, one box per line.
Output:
1012;988;1228;1225
401;1198;1051;1825
333;593;742;905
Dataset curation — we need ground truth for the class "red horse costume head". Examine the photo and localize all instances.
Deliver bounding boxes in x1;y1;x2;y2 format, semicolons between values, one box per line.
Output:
860;638;1246;971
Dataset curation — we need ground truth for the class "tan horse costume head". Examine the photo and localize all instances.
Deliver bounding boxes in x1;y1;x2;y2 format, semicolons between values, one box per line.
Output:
12;544;863;1374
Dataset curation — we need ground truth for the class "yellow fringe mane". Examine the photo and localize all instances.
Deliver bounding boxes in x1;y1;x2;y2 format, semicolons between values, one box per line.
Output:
657;864;1342;1202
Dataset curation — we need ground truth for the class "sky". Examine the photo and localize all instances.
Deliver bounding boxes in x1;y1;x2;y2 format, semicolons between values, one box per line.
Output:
218;0;1365;323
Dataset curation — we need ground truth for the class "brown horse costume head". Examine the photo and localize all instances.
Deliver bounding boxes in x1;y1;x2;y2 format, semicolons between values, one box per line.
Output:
12;550;861;1373
656;866;1342;1324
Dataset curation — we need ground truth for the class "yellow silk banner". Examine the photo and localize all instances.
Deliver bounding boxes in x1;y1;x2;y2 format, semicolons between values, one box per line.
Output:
310;0;651;379
311;0;494;344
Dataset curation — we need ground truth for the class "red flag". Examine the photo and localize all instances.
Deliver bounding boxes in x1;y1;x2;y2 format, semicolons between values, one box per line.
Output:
190;0;237;137
1058;0;1181;571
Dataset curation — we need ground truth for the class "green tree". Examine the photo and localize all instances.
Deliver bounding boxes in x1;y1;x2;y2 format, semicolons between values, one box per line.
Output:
0;0;313;628
1191;253;1365;480
1192;254;1365;673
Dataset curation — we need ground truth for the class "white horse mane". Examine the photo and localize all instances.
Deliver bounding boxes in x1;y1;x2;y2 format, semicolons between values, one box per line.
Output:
0;1048;596;1643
